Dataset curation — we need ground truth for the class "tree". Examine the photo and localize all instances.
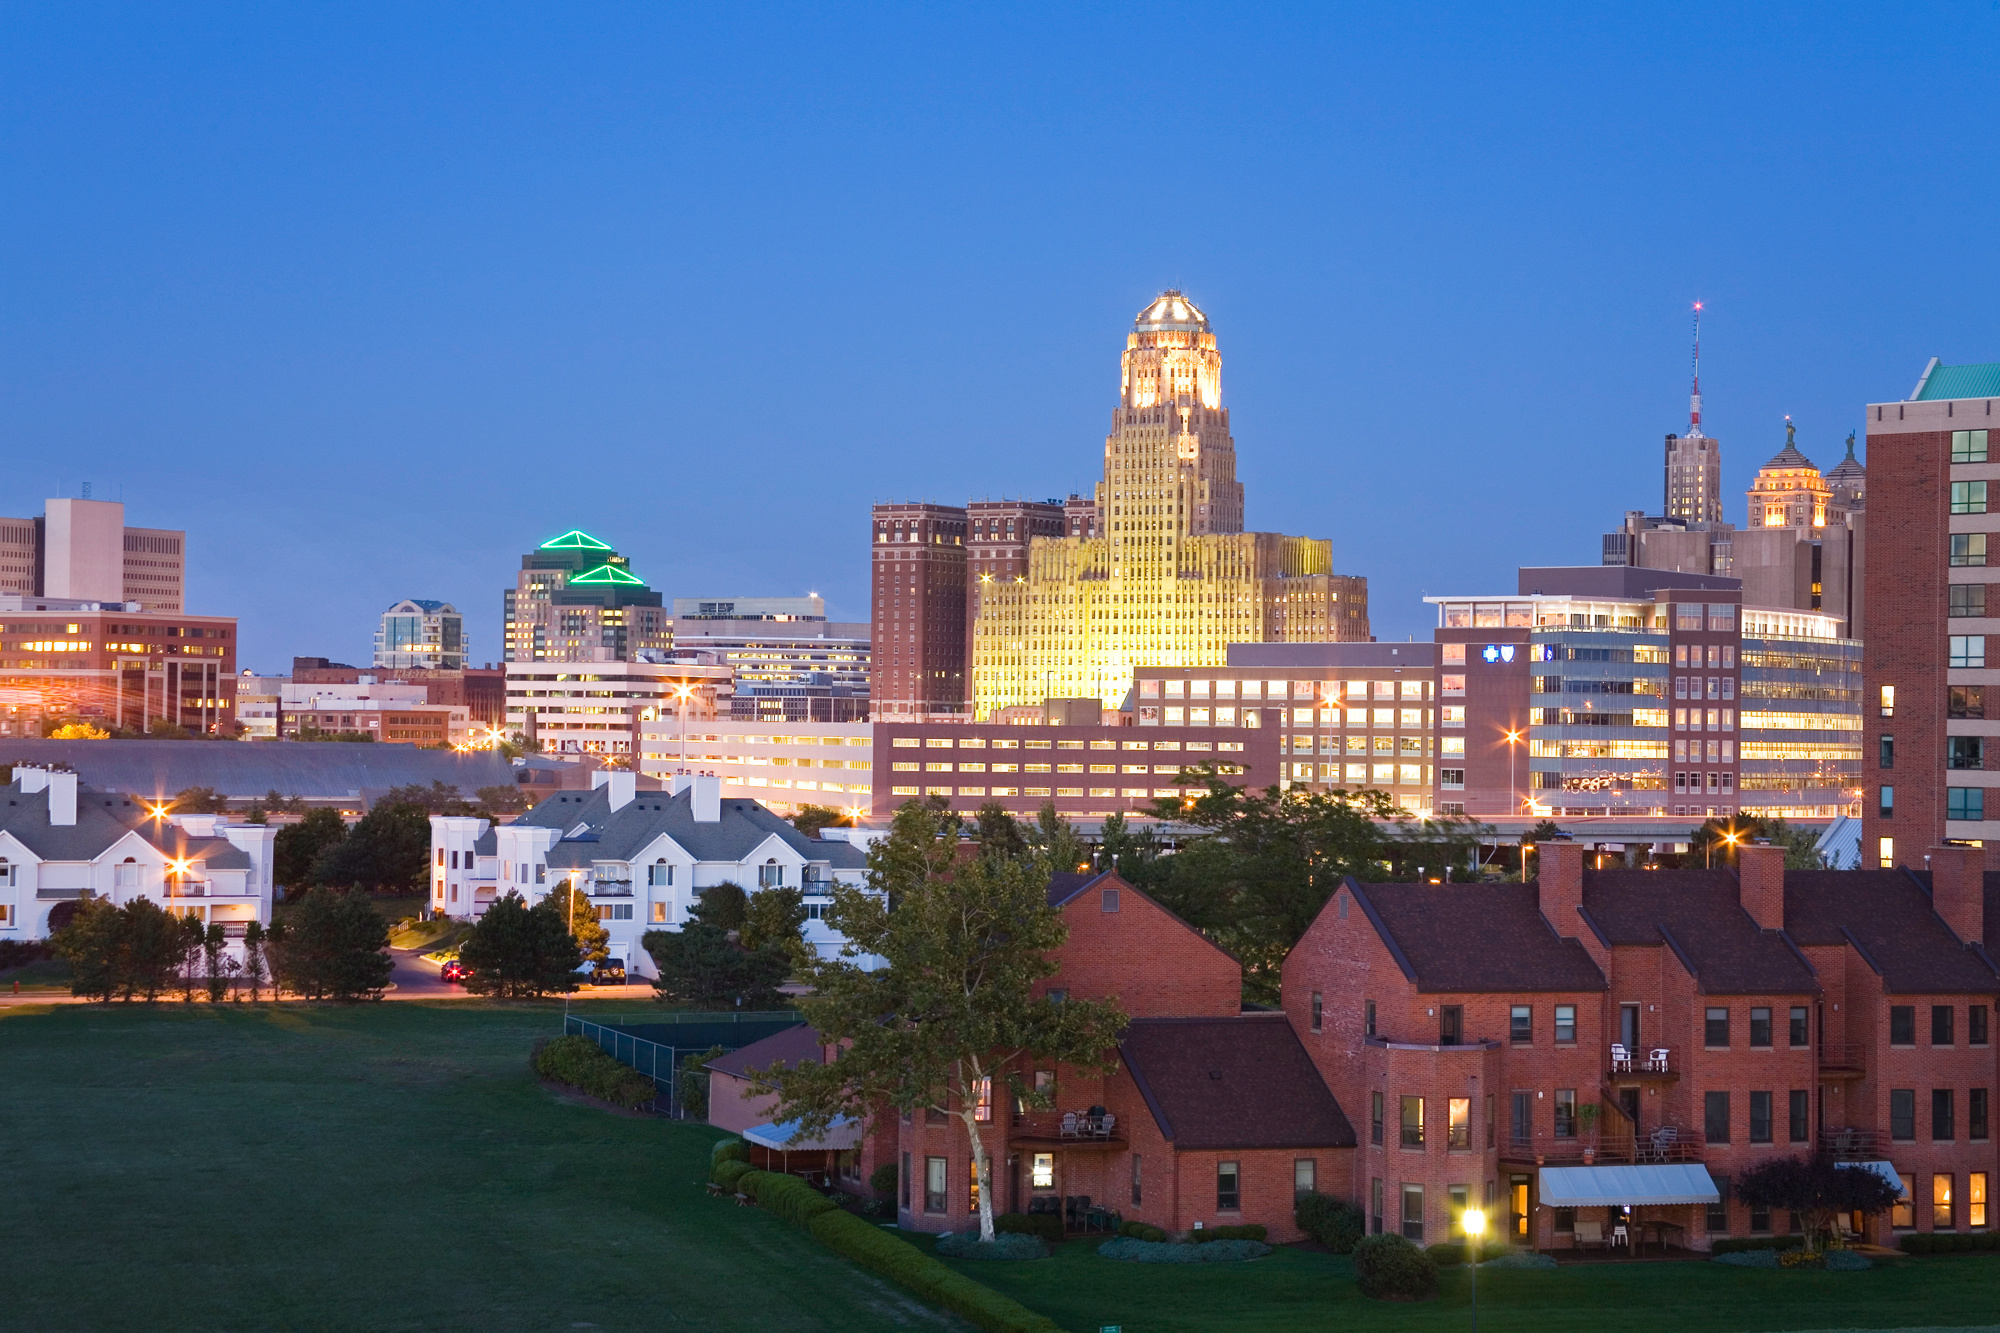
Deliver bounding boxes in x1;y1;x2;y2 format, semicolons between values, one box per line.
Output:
267;889;393;1001
1023;801;1088;878
476;784;528;815
176;913;206;1002
741;885;807;954
119;899;185;1001
241;920;266;1001
1762;817;1830;870
1735;1155;1900;1249
46;721;110;740
203;922;233;1002
1690;815;1769;868
689;881;749;932
311;801;429;895
756;800;1127;1243
50;897;124;1002
867;797;962;911
642;924;789;1010
972;802;1029;861
677;1043;727;1117
171;786;229;814
382;781;483;815
789;804;849;839
457;892;582;998
275;809;348;890
543;880;610;964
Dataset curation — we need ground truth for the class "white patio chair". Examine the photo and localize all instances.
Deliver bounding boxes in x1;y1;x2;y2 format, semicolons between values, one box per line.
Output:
1574;1219;1604;1250
1097;1111;1116;1138
1610;1043;1632;1072
1648;1047;1671;1072
1059;1111;1078;1138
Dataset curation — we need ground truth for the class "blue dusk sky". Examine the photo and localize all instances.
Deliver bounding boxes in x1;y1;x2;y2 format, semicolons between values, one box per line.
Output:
3;4;1996;669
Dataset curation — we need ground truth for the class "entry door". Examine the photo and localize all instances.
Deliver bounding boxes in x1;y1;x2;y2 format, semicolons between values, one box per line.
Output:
1619;1087;1641;1132
1510;1176;1531;1239
1620;1003;1640;1052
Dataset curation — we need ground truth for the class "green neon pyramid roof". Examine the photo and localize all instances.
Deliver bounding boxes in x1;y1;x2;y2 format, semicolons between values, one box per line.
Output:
540;530;613;551
569;563;646;585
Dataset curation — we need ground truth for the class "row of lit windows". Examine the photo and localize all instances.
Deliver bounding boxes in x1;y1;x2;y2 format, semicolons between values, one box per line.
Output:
893;761;1225;776
889;784;1213;800
889;736;1244;753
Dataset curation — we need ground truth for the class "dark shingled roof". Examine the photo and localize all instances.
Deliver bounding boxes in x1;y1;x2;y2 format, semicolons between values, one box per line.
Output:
1789;870;1999;995
0;781;251;868
512;785;857;870
1045;870;1103;907
0;738;530;803
1351;881;1606;993
704;1024;823;1079
1120;1016;1355;1151
1581;869;1818;995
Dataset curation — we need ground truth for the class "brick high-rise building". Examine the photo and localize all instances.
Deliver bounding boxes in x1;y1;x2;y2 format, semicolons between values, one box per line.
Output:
869;503;968;719
1863;358;2000;867
0;497;185;613
967;498;1064;624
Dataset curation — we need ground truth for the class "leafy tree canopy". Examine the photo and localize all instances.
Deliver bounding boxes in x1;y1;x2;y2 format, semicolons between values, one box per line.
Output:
1735;1155;1900;1249
789;803;850;839
266;889;393;1001
741;884;807;954
311;800;429;894
542;881;610;964
688;881;748;932
171;786;229;814
275;808;349;890
642;923;789;1010
458;891;583;997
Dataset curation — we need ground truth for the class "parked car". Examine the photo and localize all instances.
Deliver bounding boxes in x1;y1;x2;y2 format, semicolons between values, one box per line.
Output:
589;960;627;984
440;959;468;984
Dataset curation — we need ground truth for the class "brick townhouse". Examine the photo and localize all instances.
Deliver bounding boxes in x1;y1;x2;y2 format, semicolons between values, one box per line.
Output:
1283;841;2000;1251
893;870;1355;1241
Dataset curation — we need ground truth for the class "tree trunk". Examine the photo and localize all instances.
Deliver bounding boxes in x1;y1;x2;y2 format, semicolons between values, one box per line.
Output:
961;1107;996;1243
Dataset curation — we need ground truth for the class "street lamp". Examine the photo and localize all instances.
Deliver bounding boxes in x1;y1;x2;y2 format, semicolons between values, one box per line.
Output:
1462;1206;1486;1332
1707;828;1741;871
1502;729;1524;819
669;683;698;774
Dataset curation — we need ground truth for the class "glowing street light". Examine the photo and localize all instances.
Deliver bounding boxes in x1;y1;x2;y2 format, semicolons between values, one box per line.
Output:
1463;1207;1487;1331
1708;827;1742;871
1502;729;1525;819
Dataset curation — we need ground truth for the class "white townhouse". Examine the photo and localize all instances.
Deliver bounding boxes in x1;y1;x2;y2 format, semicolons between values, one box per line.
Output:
429;772;878;976
0;767;276;946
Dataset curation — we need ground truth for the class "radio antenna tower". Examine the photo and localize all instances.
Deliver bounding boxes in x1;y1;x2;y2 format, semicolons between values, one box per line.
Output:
1687;301;1705;438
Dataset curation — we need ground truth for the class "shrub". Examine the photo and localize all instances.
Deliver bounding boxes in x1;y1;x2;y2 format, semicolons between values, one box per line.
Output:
870;1161;900;1201
1901;1231;2000;1254
712;1159;754;1192
808;1210;1063;1333
531;1035;657;1109
0;939;49;970
997;1212;1064;1243
1201;1224;1266;1243
936;1232;1049;1261
1117;1220;1169;1243
1824;1249;1872;1271
741;1170;839;1226
1294;1190;1365;1254
712;1138;750;1167
1778;1248;1827;1269
1097;1237;1271;1263
1424;1240;1508;1267
1352;1233;1439;1300
1480;1250;1557;1270
1710;1235;1805;1255
1713;1249;1780;1268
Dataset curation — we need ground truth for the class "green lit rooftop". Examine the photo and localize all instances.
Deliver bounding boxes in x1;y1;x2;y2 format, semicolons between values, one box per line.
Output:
540;530;613;551
569;563;646;585
1913;359;2000;401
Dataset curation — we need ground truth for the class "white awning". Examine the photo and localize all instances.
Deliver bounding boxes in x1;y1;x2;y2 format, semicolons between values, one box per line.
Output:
742;1116;864;1152
1538;1164;1720;1207
1837;1160;1903;1194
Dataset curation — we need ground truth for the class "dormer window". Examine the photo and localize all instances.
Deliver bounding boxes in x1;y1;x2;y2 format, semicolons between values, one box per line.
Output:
114;858;138;890
758;859;784;888
647;860;672;887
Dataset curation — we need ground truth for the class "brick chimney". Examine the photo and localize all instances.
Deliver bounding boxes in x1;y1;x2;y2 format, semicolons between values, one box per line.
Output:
1737;844;1786;930
1538;841;1585;937
1929;844;1986;947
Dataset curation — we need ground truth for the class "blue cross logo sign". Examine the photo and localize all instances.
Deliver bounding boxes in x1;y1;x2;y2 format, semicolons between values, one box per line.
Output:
1481;644;1515;664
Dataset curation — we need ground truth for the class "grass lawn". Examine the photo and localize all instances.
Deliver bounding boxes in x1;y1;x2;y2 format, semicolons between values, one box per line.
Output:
0;956;72;991
941;1236;2000;1333
0;1000;957;1333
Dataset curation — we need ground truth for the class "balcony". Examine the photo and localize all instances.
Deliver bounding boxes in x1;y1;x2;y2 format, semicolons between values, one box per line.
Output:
1818;1043;1865;1079
1010;1109;1128;1149
1820;1126;1890;1161
1607;1046;1676;1081
1502;1127;1707;1166
589;881;634;898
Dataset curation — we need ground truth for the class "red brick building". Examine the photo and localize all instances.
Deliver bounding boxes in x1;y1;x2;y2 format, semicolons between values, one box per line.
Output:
870;503;969;719
0;600;237;733
1283;840;2000;1251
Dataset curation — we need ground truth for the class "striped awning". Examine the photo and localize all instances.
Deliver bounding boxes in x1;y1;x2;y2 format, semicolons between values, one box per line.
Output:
742;1116;863;1152
1837;1160;1904;1194
1538;1164;1720;1207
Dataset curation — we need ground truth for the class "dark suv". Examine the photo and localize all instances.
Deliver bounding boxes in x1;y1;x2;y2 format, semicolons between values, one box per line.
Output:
590;960;627;984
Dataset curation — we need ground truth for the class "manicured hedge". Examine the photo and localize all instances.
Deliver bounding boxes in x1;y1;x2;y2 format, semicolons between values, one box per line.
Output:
1711;1236;1805;1255
1117;1220;1169;1242
997;1212;1064;1243
1295;1191;1365;1254
1098;1237;1271;1264
1352;1233;1439;1300
1901;1231;2000;1254
712;1159;754;1192
713;1138;750;1167
740;1170;840;1226
1424;1240;1508;1267
531;1035;657;1109
808;1210;1064;1333
1200;1224;1266;1243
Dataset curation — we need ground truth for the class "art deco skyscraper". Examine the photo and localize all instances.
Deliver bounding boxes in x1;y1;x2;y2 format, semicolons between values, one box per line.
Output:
1664;303;1723;526
971;292;1369;716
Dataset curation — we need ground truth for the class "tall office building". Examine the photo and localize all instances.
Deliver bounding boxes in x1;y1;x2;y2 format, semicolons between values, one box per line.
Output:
374;598;466;670
1664;305;1724;527
970;291;1369;717
0;497;185;612
501;530;670;664
672;596;870;722
1864;358;2000;865
869;502;968;718
967;499;1065;623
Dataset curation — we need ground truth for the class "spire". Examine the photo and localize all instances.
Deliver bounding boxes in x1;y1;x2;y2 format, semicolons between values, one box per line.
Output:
1687;301;1705;437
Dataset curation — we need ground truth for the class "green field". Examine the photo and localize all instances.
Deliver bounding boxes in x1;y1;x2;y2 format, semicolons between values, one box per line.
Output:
8;1000;2000;1333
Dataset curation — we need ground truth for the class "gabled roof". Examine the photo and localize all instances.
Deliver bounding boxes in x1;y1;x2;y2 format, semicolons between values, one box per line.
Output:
1046;870;1105;907
1348;880;1605;993
0;782;250;868
512;786;845;869
1788;871;1999;994
1582;870;1817;995
1120;1016;1354;1151
704;1023;823;1079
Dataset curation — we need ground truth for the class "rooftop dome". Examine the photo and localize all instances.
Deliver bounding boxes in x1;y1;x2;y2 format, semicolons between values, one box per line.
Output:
1827;431;1866;479
1133;289;1209;333
1758;419;1818;473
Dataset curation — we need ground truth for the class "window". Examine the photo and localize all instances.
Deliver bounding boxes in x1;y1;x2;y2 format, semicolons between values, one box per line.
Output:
1953;481;1988;514
1046;989;1066;1004
1554;1005;1576;1044
1364;1000;1377;1038
1708;1175;1730;1234
1881;684;1896;718
1130;1153;1142;1206
1952;686;1986;719
1890;1006;1915;1045
1935;1174;1955;1229
1554;1089;1576;1138
1880;785;1896;818
757;860;784;888
1975;1088;1990;1142
1974;1005;1990;1046
648;860;672;887
1949;736;1984;770
1217;1161;1241;1211
1371;1178;1384;1235
1705;1091;1731;1143
1893;1178;1914;1229
924;1157;945;1213
1935;1005;1956;1046
1954;533;1991;567
1294;1158;1316;1197
1100;888;1119;913
1975;1172;1991;1229
1789;1006;1809;1047
1950;787;1986;821
1952;584;1988;618
1749;1091;1773;1143
1879;735;1895;768
1789;1089;1810;1143
1935;1089;1957;1141
1440;1005;1463;1045
1750;1007;1772;1048
1032;1153;1054;1189
1401;1095;1425;1147
650;901;667;923
1371;1092;1383;1145
1705;1007;1730;1048
1401;1184;1425;1241
900;1152;910;1209
973;1076;992;1123
1310;991;1322;1033
1954;428;1991;463
1953;635;1986;668
1448;1184;1470;1235
968;1159;981;1214
1448;1097;1471;1150
1510;1005;1532;1043
1511;1091;1531;1146
1891;1089;1916;1140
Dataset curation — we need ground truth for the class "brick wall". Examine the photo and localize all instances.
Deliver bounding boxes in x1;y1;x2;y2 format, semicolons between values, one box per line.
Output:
1044;873;1241;1018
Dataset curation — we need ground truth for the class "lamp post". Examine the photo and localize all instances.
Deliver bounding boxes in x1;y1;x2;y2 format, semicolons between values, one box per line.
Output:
1503;728;1524;821
1463;1207;1486;1333
1707;828;1740;871
670;683;697;775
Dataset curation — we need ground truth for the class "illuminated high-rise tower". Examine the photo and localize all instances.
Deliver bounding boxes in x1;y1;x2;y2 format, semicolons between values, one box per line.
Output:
970;292;1369;716
1664;302;1724;526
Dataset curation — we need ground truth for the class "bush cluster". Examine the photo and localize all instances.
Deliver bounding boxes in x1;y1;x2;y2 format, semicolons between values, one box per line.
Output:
1777;1248;1826;1269
713;1138;750;1167
996;1213;1064;1243
1480;1251;1557;1271
1200;1224;1266;1243
740;1170;840;1226
1097;1237;1271;1264
1713;1249;1780;1269
1424;1240;1509;1267
1900;1231;2000;1254
1294;1191;1365;1254
531;1035;657;1109
870;1162;900;1201
0;939;50;969
807;1211;1063;1333
1351;1233;1439;1300
936;1232;1049;1261
1116;1220;1168;1242
1710;1235;1805;1255
713;1159;754;1192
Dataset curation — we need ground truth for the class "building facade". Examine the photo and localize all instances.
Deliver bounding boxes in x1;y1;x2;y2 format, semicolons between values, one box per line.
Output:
970;292;1369;719
277;679;471;746
0;594;238;734
669;615;870;724
374;599;467;670
0;497;186;613
1863;360;2000;865
967;499;1066;624
637;718;873;815
502;530;671;664
870;503;969;719
506;659;731;758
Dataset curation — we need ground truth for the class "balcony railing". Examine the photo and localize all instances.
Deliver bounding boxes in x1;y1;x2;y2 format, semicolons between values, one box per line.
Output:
1010;1109;1128;1145
589;882;634;898
1504;1127;1706;1165
1607;1046;1673;1076
1820;1126;1890;1160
